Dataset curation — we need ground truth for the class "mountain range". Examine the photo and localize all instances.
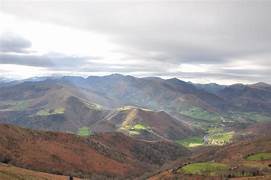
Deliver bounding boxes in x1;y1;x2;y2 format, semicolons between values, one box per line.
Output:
0;74;270;179
0;74;270;135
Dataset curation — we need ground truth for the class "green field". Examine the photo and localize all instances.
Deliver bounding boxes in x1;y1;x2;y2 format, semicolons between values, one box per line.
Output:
131;124;147;131
125;123;151;135
36;107;65;116
207;131;234;145
246;152;271;161
179;162;228;176
176;127;234;147
207;127;224;134
176;137;204;148
229;112;270;122
77;127;92;136
180;106;222;122
14;101;30;111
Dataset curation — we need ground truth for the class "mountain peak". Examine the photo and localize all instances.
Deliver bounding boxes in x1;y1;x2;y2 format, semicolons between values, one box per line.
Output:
251;82;270;87
107;73;125;78
167;77;181;81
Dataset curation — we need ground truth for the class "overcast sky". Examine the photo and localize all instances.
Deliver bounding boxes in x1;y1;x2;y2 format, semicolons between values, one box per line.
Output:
0;0;270;84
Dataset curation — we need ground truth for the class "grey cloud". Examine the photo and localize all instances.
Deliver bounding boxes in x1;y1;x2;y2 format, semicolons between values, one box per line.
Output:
0;52;92;68
0;33;100;68
1;0;271;83
145;71;271;84
0;32;32;53
4;1;270;64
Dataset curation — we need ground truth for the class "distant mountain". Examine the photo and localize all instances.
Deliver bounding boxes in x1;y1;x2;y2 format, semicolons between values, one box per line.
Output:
58;74;230;115
0;78;199;141
193;82;227;94
0;75;270;179
0;124;189;179
218;82;271;113
0;74;270;137
0;75;224;133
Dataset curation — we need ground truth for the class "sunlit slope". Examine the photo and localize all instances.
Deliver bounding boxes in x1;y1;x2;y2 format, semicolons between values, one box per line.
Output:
92;106;201;141
149;123;271;179
0;75;270;135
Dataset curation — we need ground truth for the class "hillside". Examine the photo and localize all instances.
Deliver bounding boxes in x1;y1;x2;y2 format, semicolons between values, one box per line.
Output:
93;106;201;141
0;76;270;179
218;83;271;113
0;75;270;140
0;124;189;179
0;163;81;180
149;123;271;179
0;80;110;134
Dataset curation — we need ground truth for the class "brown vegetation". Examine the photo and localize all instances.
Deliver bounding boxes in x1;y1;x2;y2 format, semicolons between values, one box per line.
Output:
0;124;188;179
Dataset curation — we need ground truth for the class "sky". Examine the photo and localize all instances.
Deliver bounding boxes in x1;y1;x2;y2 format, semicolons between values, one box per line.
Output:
0;0;271;84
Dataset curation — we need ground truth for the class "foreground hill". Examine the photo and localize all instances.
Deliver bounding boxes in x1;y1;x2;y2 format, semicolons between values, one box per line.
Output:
0;124;189;179
149;123;271;179
0;163;81;180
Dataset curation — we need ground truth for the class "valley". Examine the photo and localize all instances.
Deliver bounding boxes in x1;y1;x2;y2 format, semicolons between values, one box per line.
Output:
0;75;270;179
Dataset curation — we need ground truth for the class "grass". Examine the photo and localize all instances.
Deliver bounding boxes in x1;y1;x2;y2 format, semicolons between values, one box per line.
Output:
128;124;149;135
207;127;224;134
131;124;147;131
179;162;228;176
176;128;234;147
246;152;271;161
121;123;151;136
207;131;234;145
14;101;29;111
128;130;140;135
176;137;204;148
36;107;65;116
229;112;270;122
180;106;222;122
77;127;92;136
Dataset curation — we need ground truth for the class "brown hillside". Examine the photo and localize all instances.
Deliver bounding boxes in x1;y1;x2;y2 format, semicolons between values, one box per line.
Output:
0;163;81;180
148;135;271;180
92;107;200;141
0;124;189;179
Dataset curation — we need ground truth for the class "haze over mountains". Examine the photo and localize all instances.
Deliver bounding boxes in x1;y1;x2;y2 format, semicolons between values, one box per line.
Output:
0;74;270;134
0;74;271;179
1;0;271;179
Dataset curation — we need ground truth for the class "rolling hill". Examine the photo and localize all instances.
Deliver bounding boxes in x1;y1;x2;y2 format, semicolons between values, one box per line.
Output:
0;163;81;180
0;124;189;179
92;106;201;141
0;75;270;179
0;75;270;139
149;122;271;179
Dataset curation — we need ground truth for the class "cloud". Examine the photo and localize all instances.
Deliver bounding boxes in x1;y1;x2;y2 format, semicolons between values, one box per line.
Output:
0;32;101;69
0;52;93;68
0;32;32;53
1;0;271;84
4;1;270;61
